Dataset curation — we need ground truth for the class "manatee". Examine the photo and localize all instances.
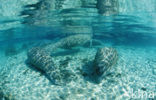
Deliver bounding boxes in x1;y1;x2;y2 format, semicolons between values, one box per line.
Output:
27;47;54;70
57;34;92;48
27;34;92;85
27;47;62;85
43;34;92;53
27;47;76;85
93;47;118;79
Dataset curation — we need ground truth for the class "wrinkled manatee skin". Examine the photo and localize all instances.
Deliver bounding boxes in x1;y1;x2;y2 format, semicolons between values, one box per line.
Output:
27;47;77;85
27;47;55;71
93;47;118;78
43;34;92;52
27;47;62;85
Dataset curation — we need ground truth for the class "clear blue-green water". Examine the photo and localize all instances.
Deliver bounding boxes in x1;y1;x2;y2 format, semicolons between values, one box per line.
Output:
0;0;156;100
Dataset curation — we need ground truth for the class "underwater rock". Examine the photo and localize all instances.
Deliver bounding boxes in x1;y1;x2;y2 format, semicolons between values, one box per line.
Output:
93;47;118;80
44;34;92;53
97;0;119;16
27;47;76;85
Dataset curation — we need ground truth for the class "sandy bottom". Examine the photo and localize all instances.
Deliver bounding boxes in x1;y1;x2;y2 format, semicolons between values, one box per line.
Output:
0;43;156;100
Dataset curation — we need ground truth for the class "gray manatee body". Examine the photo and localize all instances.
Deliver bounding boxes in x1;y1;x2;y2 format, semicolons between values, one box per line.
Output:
27;37;118;84
93;47;118;79
27;34;91;85
56;34;92;48
27;47;70;85
27;47;54;71
27;47;60;84
43;34;92;54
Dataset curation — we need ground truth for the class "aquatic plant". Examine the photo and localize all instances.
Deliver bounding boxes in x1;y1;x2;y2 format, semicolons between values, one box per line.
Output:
93;47;118;81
